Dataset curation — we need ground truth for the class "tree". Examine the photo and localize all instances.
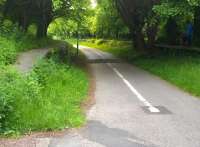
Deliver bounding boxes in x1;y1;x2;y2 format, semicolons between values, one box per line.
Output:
116;0;158;52
3;0;72;37
94;0;129;39
153;0;200;46
34;0;53;37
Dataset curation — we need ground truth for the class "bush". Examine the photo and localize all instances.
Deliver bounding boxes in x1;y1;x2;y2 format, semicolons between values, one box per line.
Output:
0;66;41;134
31;59;88;130
0;22;56;65
0;57;88;135
0;22;88;135
0;37;17;65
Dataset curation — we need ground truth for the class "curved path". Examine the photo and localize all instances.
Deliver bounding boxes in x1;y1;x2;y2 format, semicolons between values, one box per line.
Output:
48;46;200;147
15;48;49;73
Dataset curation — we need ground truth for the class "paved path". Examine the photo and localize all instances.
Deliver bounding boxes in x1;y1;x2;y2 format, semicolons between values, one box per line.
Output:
47;46;200;147
15;48;49;72
20;46;200;147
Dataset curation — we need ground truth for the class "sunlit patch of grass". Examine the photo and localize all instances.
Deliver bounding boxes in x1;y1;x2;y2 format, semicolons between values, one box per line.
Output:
134;55;200;97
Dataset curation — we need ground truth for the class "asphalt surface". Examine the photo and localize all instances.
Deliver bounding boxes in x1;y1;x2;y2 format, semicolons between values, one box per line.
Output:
49;46;200;147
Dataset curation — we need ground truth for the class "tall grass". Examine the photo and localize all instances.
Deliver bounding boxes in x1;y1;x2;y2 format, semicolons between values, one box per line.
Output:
0;23;89;135
0;50;89;135
134;55;200;97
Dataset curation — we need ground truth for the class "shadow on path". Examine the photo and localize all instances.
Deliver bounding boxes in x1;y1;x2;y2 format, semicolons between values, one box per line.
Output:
82;120;157;147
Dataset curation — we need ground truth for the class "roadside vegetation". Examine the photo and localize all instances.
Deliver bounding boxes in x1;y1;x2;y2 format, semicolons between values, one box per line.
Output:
0;44;89;136
0;42;89;137
0;0;91;136
0;23;57;66
134;54;200;97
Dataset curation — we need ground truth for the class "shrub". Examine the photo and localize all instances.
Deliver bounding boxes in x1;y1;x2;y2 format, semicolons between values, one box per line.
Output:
95;39;107;45
0;37;17;65
0;58;88;135
0;66;41;134
0;22;56;65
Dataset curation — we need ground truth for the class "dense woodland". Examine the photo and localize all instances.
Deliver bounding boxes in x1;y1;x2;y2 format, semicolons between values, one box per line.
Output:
1;0;200;52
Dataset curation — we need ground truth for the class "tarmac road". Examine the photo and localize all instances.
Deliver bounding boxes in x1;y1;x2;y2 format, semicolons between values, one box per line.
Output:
49;46;200;147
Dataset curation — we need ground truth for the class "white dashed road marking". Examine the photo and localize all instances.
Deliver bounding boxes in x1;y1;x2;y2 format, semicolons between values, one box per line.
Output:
107;63;160;113
80;46;160;113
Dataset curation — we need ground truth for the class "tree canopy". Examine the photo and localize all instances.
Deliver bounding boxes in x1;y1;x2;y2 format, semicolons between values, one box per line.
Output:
1;0;200;50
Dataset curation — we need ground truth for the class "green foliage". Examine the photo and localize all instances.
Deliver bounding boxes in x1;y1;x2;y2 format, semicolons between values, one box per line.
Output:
153;2;192;18
0;36;16;65
94;0;129;39
95;39;107;45
0;66;41;134
48;0;92;39
152;0;200;46
3;0;74;38
0;22;58;65
0;53;88;135
134;53;200;97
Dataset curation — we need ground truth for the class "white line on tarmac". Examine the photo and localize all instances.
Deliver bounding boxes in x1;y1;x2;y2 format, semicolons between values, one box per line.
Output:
80;46;160;113
107;63;160;113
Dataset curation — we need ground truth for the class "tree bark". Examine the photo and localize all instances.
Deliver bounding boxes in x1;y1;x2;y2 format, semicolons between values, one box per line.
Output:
193;6;200;45
36;0;52;38
146;23;158;49
36;18;50;38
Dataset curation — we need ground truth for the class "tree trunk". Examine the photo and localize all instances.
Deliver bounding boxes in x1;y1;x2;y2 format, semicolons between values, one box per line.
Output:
36;13;50;38
37;22;49;38
132;29;146;53
19;13;29;32
193;6;200;45
146;23;158;49
36;0;53;38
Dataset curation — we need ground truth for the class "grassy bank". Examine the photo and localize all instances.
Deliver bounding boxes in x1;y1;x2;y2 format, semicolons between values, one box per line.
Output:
0;47;89;136
0;26;89;135
77;38;200;98
134;55;200;97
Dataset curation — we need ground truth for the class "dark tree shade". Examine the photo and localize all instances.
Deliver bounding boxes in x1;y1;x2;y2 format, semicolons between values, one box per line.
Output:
3;0;71;38
194;6;200;45
116;0;159;51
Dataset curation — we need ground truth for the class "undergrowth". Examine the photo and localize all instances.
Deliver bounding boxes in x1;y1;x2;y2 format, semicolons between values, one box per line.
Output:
0;46;89;136
0;23;57;65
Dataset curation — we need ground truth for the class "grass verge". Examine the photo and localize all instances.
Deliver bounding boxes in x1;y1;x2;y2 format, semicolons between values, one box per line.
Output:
0;46;89;136
134;54;200;97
